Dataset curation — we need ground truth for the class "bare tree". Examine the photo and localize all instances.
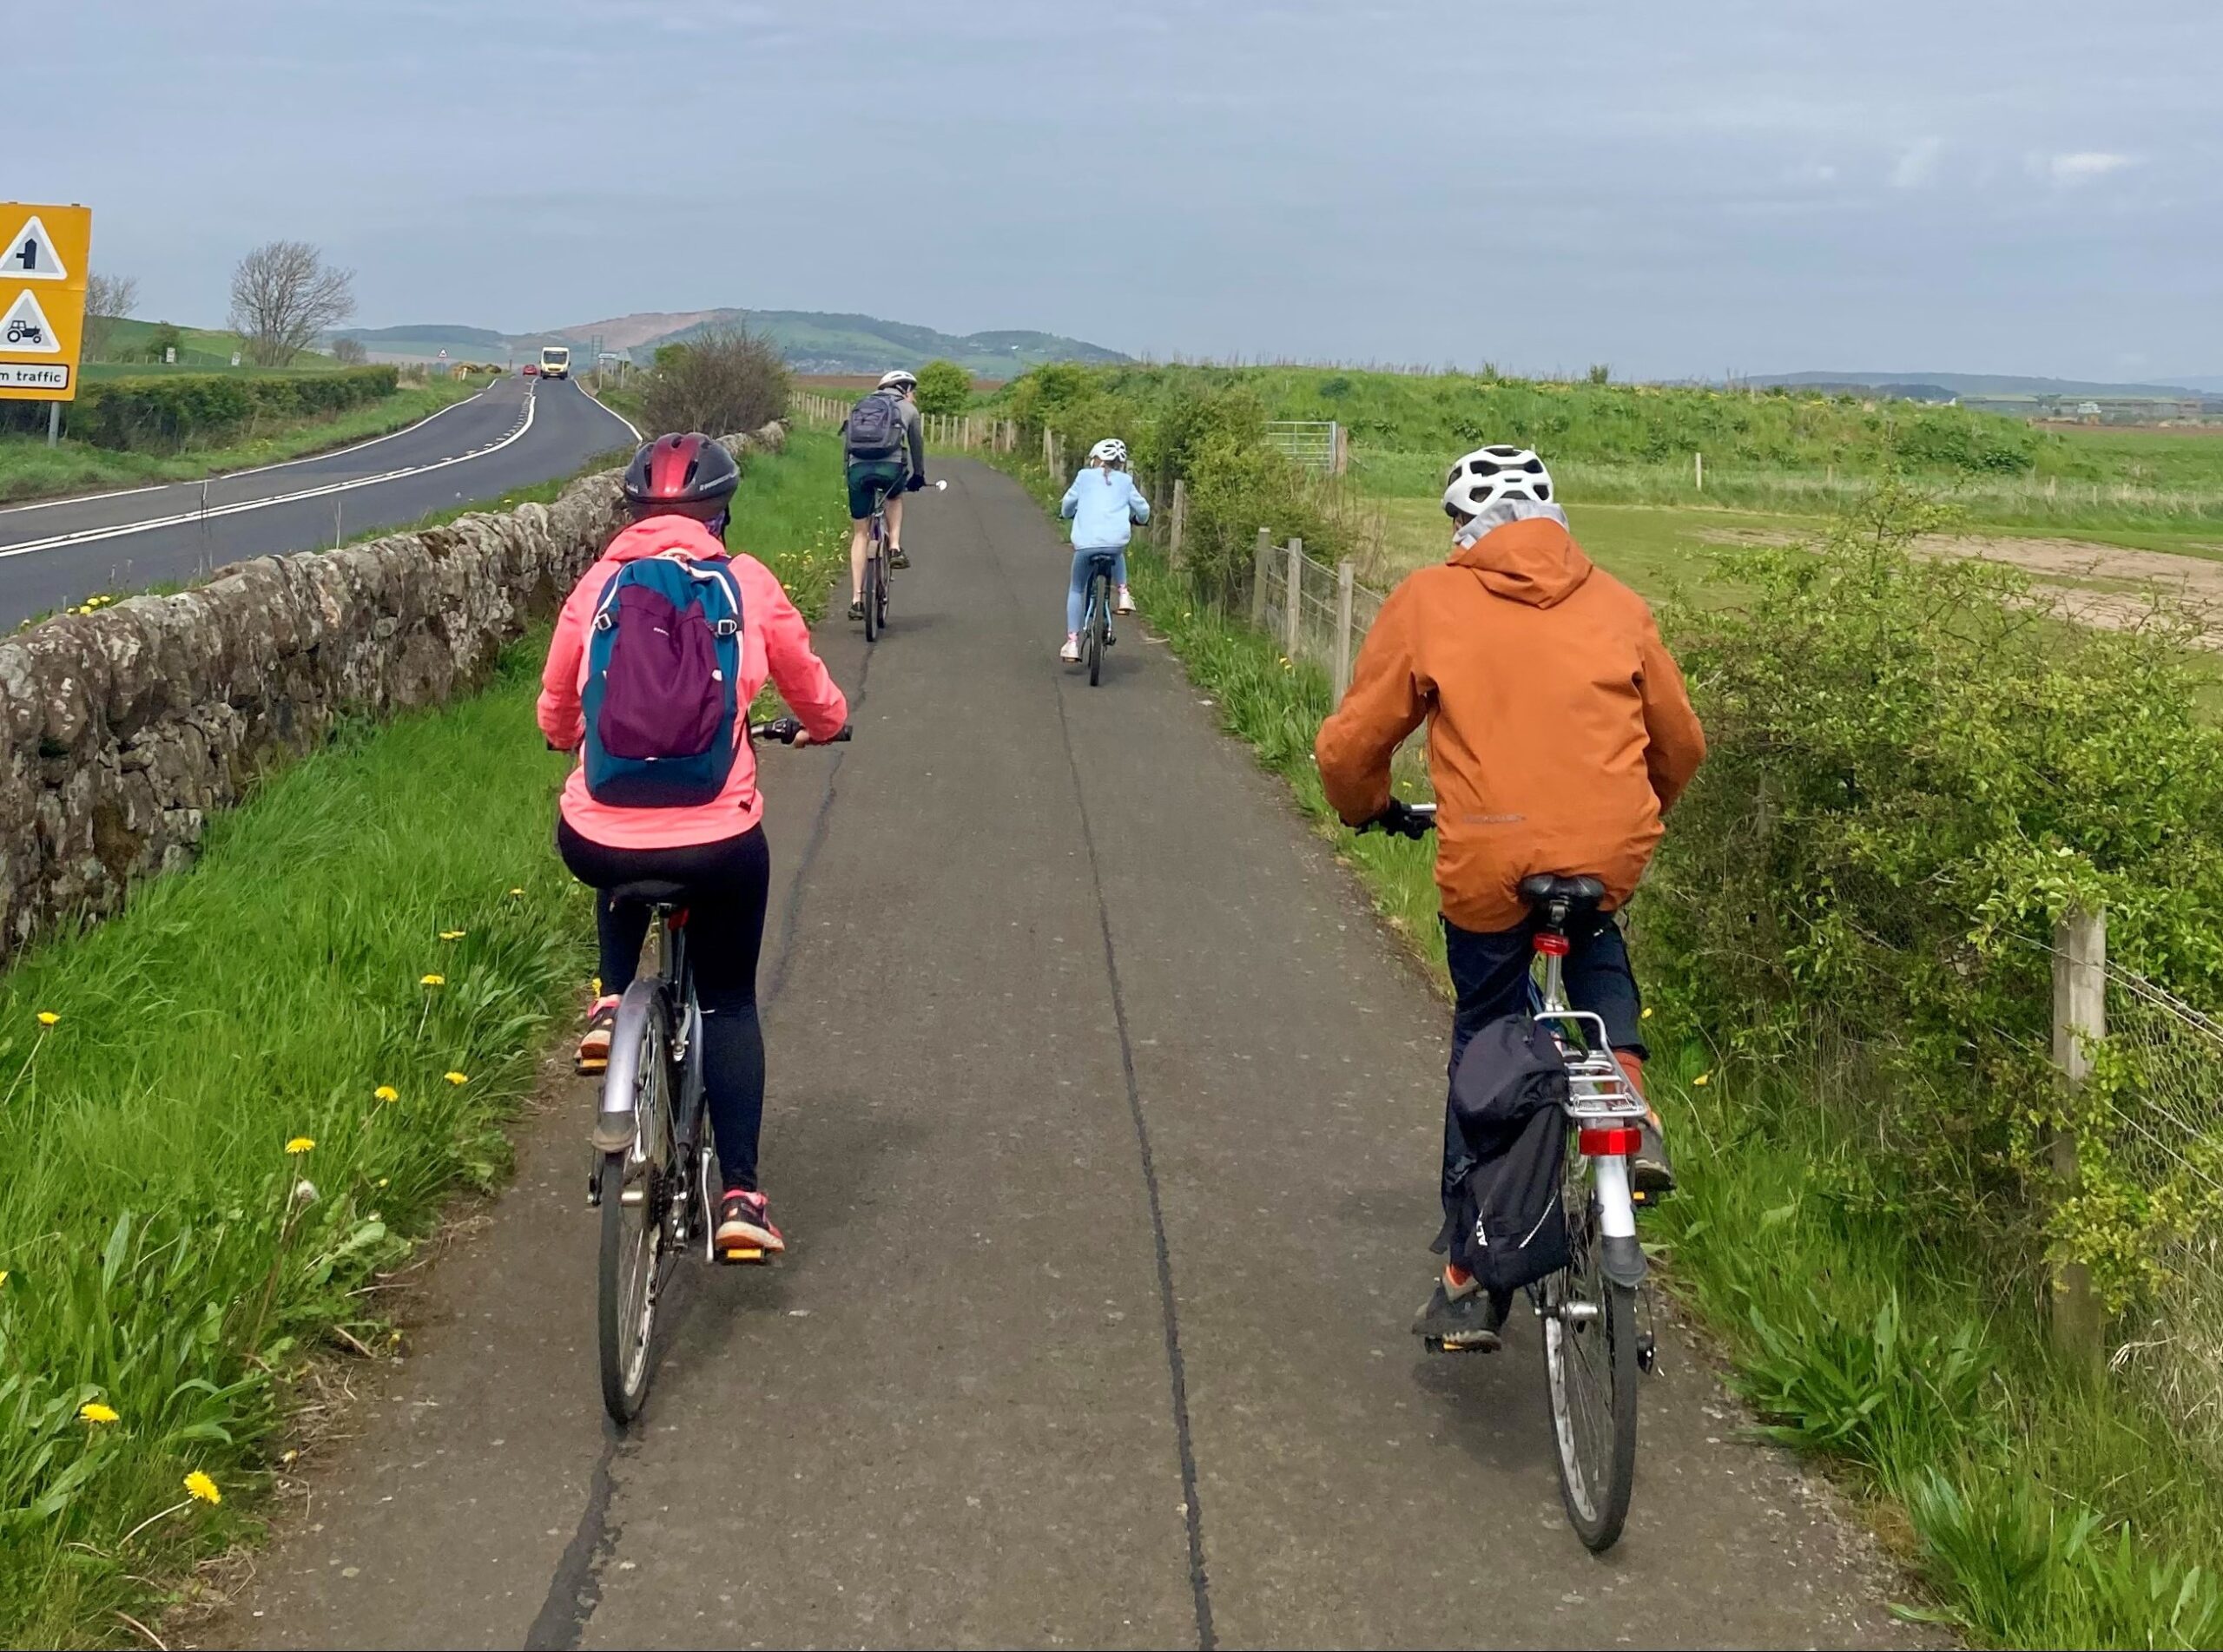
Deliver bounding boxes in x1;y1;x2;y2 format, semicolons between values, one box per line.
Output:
82;272;139;362
228;240;355;367
641;328;791;438
330;336;369;365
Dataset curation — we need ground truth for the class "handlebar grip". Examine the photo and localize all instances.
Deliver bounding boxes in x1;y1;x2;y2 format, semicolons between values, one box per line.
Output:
749;718;854;746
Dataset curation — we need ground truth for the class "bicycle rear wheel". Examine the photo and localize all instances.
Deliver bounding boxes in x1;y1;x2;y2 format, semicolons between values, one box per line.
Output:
1086;580;1107;686
597;996;672;1425
1540;1155;1639;1550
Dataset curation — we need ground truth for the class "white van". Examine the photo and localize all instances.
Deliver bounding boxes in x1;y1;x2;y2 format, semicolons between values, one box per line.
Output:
539;346;571;381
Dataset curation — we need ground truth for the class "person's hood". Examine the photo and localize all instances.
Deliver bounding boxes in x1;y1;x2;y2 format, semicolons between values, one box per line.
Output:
1448;511;1593;608
601;513;730;564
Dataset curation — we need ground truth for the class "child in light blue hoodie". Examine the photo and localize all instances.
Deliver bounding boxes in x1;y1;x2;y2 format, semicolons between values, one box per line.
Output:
1057;438;1150;661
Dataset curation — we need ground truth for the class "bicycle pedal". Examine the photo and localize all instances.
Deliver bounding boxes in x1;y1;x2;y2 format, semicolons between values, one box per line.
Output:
1424;1333;1501;1355
718;1246;769;1266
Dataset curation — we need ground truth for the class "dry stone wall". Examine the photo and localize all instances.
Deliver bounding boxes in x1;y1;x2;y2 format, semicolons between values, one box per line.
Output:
0;421;785;958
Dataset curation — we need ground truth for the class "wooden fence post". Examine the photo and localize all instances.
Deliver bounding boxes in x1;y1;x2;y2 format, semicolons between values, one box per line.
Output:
1694;451;1705;491
2050;905;2106;1368
1169;477;1188;571
1333;560;1356;701
1250;527;1273;629
1284;537;1304;659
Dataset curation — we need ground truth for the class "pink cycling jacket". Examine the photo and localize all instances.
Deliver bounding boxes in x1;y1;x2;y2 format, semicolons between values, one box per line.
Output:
538;514;849;850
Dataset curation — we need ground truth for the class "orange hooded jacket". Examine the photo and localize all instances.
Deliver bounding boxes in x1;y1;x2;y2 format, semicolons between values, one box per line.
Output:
1315;515;1705;933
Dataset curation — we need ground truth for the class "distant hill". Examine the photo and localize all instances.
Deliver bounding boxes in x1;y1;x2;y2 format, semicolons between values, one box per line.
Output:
327;310;1126;376
1761;369;2210;400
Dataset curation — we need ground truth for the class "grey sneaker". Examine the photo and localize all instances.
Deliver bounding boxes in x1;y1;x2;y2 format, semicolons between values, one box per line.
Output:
1413;1273;1509;1352
1632;1118;1675;1204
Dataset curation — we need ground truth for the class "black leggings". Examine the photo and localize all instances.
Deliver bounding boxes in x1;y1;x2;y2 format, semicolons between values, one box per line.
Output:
557;819;772;1194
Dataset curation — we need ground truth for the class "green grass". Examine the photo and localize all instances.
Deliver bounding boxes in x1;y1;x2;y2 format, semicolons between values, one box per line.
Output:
0;428;848;1646
1105;524;2223;1649
0;381;479;506
90;319;347;373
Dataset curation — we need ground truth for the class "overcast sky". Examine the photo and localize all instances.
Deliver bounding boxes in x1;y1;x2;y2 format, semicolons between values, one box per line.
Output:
25;0;2220;382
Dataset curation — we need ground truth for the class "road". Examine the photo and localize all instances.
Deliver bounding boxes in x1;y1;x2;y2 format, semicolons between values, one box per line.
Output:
211;458;1916;1650
0;376;638;628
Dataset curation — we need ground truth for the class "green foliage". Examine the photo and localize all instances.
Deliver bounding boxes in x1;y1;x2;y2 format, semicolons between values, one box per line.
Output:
1588;362;1612;385
912;359;973;417
145;322;182;362
1651;482;2223;1304
1;366;403;453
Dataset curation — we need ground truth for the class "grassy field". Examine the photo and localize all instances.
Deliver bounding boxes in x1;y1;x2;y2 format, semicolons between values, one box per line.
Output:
0;429;848;1646
0;379;479;506
89;319;347;374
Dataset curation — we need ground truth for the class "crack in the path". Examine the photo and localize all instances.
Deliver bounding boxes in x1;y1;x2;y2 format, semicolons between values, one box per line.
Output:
970;461;1218;1650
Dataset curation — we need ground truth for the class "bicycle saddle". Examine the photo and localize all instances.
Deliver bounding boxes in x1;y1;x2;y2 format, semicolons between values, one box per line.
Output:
608;879;689;906
1518;873;1608;913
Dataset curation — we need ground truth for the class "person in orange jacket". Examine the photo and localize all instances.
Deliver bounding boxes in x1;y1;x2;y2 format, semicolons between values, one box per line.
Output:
1314;443;1705;1349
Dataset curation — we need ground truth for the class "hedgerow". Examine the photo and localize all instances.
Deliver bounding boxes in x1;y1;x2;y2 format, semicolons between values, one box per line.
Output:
8;366;403;453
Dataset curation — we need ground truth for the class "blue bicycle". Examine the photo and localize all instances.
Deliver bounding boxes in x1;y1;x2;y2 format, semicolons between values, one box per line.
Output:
1076;550;1120;687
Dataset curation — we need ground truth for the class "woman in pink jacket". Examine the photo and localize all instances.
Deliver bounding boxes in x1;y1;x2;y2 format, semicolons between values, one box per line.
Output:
538;433;849;1254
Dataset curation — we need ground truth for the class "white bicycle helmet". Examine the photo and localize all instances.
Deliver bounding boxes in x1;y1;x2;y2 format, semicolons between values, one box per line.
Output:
878;369;918;392
1442;444;1554;520
1088;438;1128;465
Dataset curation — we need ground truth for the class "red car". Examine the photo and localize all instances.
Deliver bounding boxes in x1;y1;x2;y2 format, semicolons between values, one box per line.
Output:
522;363;539;377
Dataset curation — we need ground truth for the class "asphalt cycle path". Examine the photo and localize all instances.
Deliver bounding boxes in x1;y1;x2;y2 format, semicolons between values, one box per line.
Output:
213;458;1916;1650
0;377;639;628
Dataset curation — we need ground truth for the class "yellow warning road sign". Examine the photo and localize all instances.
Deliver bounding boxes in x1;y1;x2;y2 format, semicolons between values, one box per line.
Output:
0;202;91;402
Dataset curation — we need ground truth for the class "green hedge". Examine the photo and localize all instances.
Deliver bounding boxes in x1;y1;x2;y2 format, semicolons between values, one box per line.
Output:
4;366;401;453
1650;484;2223;1306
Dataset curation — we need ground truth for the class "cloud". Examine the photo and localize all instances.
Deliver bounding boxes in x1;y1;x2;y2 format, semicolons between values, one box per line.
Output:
2036;150;2139;186
1890;137;1943;188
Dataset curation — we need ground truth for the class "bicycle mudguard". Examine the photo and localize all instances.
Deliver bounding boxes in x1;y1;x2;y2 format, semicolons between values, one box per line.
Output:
592;980;669;1155
1601;1233;1646;1289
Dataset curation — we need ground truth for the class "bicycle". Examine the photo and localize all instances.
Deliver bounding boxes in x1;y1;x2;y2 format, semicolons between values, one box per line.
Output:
1365;800;1658;1551
861;476;946;644
1075;550;1120;686
586;715;850;1425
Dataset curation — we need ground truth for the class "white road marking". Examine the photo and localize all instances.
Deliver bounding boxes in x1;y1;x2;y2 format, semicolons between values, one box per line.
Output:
0;386;540;561
0;382;512;520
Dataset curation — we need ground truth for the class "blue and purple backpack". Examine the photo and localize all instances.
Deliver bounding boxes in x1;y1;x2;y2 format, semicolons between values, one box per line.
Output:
581;552;744;807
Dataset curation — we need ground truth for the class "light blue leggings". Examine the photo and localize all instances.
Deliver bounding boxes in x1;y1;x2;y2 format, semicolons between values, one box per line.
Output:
1066;548;1128;634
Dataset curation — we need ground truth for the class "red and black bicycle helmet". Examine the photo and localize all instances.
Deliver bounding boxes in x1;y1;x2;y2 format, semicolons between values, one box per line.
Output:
622;432;740;514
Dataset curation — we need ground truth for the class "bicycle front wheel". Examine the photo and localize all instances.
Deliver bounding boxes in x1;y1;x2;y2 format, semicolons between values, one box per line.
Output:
863;552;881;642
1087;582;1107;686
1540;1166;1639;1550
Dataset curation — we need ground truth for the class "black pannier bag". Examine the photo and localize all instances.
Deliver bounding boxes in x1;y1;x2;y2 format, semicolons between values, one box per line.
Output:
1435;1015;1573;1293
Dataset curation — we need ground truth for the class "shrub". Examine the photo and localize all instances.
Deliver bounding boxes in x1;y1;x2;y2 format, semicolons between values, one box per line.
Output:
913;359;972;417
27;366;401;451
330;338;368;366
640;328;790;439
1651;483;2223;1302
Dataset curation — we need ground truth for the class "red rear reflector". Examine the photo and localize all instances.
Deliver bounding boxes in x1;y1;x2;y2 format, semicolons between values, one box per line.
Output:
1579;1126;1641;1156
1533;932;1571;956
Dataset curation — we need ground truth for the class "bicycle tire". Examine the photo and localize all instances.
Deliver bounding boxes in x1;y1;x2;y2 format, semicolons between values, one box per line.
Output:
1541;1172;1639;1550
1087;579;1106;686
863;550;881;643
597;997;671;1425
874;545;890;630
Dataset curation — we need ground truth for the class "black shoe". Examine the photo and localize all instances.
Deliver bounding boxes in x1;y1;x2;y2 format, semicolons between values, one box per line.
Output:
889;546;911;569
1632;1118;1676;1203
1413;1274;1509;1351
848;599;865;622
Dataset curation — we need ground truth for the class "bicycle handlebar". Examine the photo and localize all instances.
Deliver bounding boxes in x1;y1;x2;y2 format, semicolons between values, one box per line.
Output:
1357;800;1437;839
751;718;853;746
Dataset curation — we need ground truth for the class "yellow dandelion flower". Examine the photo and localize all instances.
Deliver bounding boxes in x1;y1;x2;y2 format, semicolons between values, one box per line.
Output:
444;1071;469;1087
375;1177;389;1188
0;1271;8;1287
36;1011;58;1027
508;887;526;898
439;930;466;941
1692;1072;1712;1088
79;1401;119;1425
184;1471;221;1505
420;974;445;987
285;1136;315;1155
1641;1007;1653;1020
373;1085;399;1102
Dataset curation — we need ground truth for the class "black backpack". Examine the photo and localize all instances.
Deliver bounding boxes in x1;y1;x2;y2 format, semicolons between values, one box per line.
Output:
846;391;902;459
1435;1016;1573;1293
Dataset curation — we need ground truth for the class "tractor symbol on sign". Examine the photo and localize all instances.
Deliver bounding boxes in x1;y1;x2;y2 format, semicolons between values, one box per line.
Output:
5;318;44;346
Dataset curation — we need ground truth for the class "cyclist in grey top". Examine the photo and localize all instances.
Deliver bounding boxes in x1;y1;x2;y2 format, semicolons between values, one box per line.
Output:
841;369;928;620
